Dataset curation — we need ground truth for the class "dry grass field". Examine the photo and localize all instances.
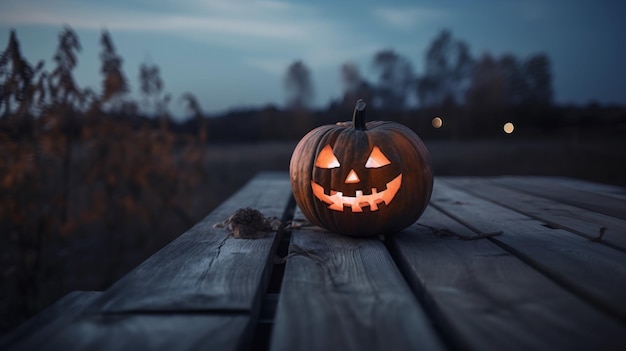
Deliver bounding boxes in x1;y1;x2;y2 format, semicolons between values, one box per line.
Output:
426;137;626;186
203;136;626;199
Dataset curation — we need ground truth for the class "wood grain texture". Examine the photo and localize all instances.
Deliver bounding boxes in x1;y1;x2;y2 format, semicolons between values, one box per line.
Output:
270;227;444;351
520;176;626;200
391;206;626;351
97;173;292;313
447;177;626;250
9;174;626;351
9;314;250;351
0;291;102;351
491;176;626;220
431;179;626;321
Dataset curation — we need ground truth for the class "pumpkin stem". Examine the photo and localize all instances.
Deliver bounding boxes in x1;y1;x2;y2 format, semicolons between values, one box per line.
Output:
352;99;367;130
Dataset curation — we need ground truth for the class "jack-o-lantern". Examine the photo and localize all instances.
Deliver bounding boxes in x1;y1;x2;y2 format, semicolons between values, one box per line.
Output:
289;100;433;237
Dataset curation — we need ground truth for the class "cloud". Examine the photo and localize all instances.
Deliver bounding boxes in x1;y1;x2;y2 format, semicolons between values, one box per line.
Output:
0;0;386;81
513;2;549;21
243;57;290;75
243;40;385;77
372;6;448;30
0;0;318;40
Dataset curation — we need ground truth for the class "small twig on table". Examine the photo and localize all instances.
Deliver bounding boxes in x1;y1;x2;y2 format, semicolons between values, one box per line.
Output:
284;219;315;230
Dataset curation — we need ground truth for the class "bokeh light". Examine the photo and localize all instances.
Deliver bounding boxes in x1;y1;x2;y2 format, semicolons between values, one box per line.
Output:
503;122;515;134
432;117;443;128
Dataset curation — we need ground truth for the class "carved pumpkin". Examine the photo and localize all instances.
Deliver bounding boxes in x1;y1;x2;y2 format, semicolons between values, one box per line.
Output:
289;100;433;237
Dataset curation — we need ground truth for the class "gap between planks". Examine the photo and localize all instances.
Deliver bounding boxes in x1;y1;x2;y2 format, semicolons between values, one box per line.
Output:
249;194;297;351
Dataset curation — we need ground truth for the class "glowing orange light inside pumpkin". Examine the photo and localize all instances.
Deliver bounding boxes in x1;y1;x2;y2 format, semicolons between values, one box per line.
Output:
311;174;402;212
365;146;391;168
311;144;401;212
315;144;340;169
345;169;360;183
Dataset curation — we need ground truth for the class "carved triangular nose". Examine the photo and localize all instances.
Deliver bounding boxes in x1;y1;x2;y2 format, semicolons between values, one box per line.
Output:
345;169;360;184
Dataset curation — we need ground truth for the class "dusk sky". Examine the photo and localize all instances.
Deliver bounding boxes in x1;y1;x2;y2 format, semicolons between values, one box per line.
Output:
1;0;625;118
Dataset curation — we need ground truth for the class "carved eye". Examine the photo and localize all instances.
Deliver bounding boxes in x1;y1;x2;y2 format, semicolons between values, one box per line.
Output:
365;146;391;168
315;145;340;169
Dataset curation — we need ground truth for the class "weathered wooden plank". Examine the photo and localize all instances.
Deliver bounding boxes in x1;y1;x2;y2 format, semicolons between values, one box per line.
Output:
390;206;626;351
98;173;292;313
525;176;626;200
491;176;626;220
431;179;626;321
447;177;626;250
6;314;250;351
270;225;445;351
0;291;102;350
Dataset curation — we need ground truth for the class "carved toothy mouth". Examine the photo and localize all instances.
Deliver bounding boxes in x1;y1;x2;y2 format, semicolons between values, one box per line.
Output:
311;174;402;212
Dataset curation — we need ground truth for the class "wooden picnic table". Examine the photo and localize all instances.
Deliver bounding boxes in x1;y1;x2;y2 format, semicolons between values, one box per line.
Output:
2;172;626;351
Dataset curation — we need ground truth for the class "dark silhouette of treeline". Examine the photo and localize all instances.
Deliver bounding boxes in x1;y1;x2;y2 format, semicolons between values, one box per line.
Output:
3;27;626;144
185;30;624;142
173;101;626;143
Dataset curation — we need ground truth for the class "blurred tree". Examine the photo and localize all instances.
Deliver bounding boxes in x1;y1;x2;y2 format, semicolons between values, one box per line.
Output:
47;26;84;225
465;53;506;136
417;30;473;107
340;62;374;108
99;30;128;112
0;27;214;334
139;62;163;115
466;52;554;109
0;30;44;120
181;92;207;143
371;49;414;109
139;62;170;130
464;50;555;135
48;26;83;110
341;62;362;93
284;60;314;110
466;53;505;109
522;54;553;105
157;93;172;132
498;54;526;106
0;30;73;329
520;53;556;131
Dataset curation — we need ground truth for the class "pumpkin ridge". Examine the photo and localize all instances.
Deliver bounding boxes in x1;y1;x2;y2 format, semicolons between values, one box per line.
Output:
289;100;433;237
